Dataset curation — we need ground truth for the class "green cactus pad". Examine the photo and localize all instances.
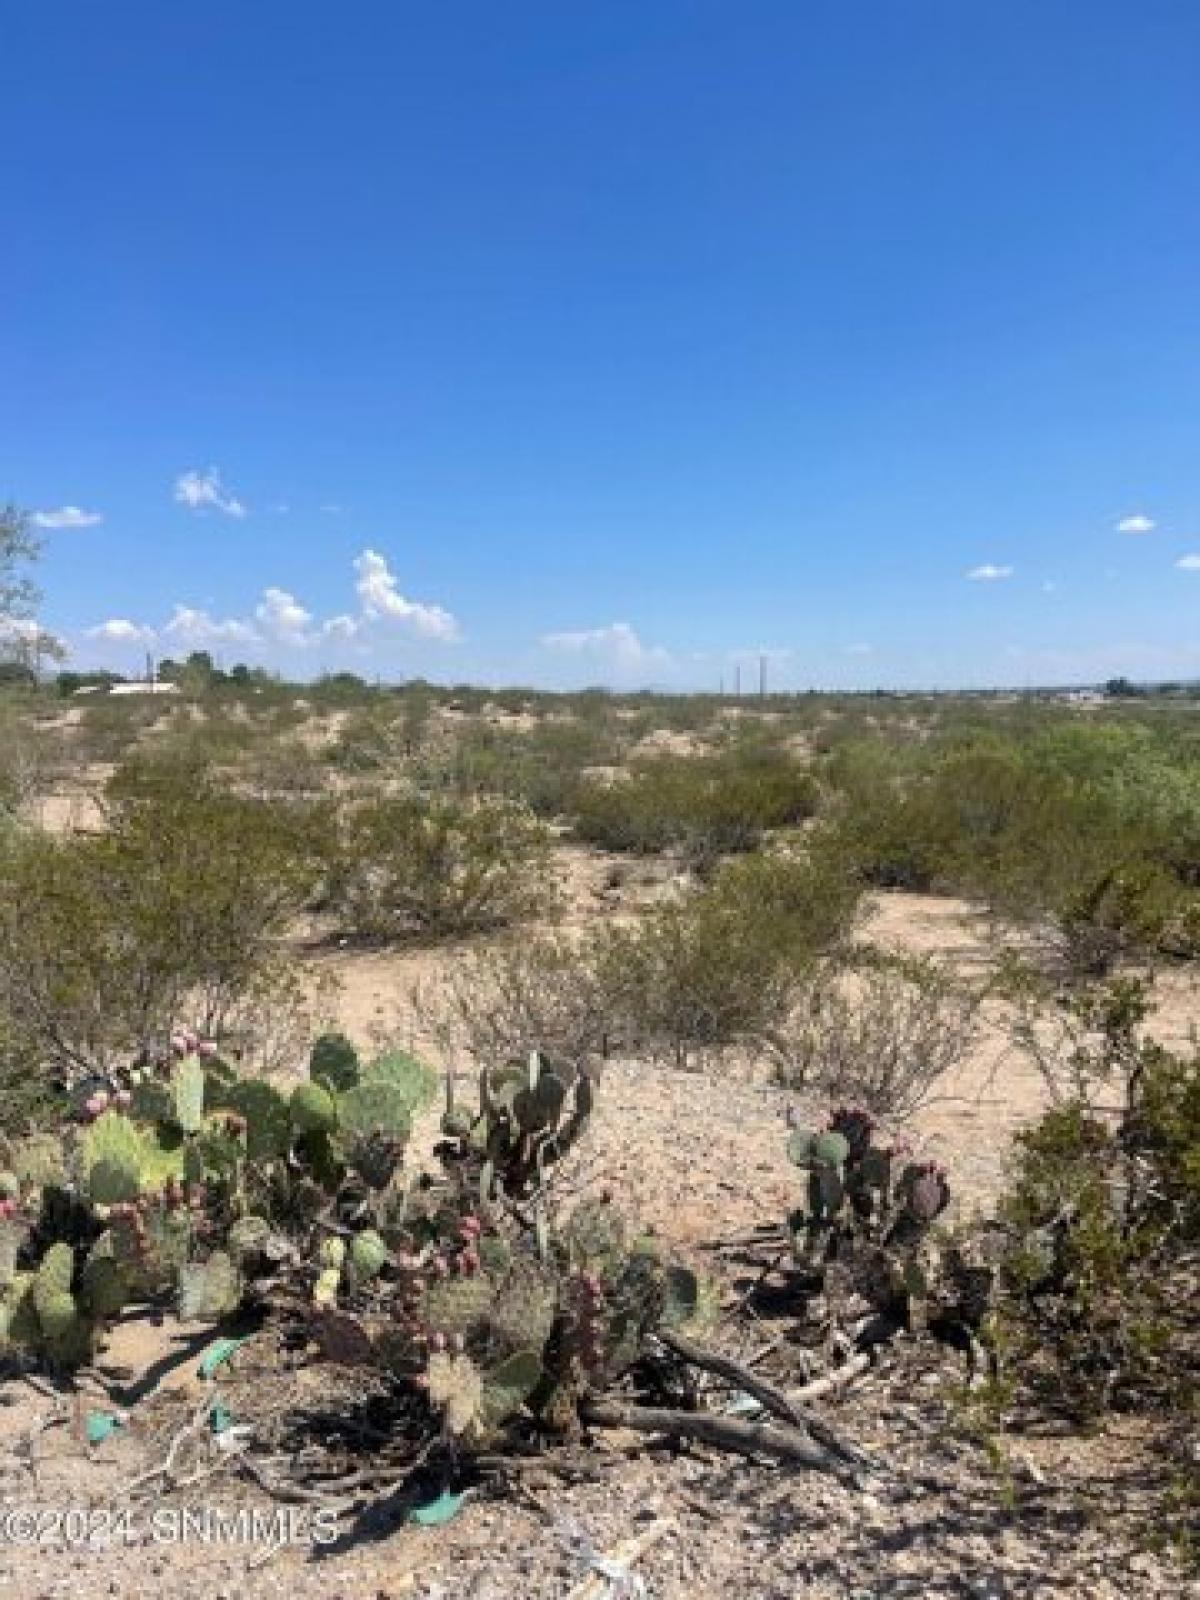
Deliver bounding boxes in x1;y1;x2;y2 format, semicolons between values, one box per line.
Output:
34;1241;75;1302
82;1113;146;1205
337;1081;413;1144
309;1032;361;1094
422;1273;496;1337
349;1229;388;1280
35;1288;82;1343
363;1051;437;1112
80;1252;129;1319
809;1163;845;1221
812;1130;851;1167
290;1082;338;1134
129;1077;175;1125
178;1252;241;1321
319;1236;347;1270
207;1079;292;1162
171;1054;205;1134
481;1348;543;1428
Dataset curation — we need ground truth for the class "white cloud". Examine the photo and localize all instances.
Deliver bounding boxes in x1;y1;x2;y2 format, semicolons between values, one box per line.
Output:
966;564;1014;581
322;614;360;641
844;642;873;656
353;549;460;640
1116;514;1155;535
320;503;343;515
164;604;260;646
1176;554;1200;571
33;505;103;530
173;468;247;518
86;618;156;643
541;621;671;670
255;586;314;645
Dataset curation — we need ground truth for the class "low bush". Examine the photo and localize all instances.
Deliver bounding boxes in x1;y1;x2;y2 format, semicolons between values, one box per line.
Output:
597;841;860;1067
770;950;980;1115
994;978;1200;1418
324;793;556;942
422;933;611;1072
572;748;819;861
0;773;322;1078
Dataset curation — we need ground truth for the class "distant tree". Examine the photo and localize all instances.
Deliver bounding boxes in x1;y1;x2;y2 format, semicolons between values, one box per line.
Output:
1104;677;1144;699
0;661;36;690
0;504;40;621
0;506;67;683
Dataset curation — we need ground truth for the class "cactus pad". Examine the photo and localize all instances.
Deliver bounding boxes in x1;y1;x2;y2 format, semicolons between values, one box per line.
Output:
310;1032;361;1094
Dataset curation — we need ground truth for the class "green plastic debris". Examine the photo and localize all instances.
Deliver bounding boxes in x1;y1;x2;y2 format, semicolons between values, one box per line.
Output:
198;1335;249;1379
208;1402;233;1434
85;1410;126;1445
407;1489;465;1526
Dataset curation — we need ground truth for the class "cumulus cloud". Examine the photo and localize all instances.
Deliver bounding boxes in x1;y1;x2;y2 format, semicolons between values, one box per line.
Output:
322;614;360;641
164;604;260;646
86;618;156;643
33;505;103;529
1176;554;1200;571
255;586;314;645
81;551;459;662
1117;514;1155;535
966;564;1014;581
353;549;460;640
541;621;671;670
173;468;247;518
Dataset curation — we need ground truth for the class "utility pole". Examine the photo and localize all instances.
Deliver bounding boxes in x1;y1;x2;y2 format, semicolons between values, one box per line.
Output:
759;654;767;698
734;663;741;697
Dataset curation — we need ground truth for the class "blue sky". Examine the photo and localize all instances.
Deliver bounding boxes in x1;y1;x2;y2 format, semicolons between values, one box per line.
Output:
4;1;1199;689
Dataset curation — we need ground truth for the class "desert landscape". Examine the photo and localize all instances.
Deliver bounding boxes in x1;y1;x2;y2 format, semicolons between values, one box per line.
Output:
5;7;1199;1593
0;673;1196;1597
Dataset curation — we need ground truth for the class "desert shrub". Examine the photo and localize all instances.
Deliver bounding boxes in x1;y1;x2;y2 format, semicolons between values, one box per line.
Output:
327;702;414;771
597;841;860;1067
770;950;980;1115
829;734;1200;971
572;748;818;860
994;978;1200;1417
0;703;49;822
68;695;176;764
0;774;322;1076
422;933;611;1071
325;793;556;942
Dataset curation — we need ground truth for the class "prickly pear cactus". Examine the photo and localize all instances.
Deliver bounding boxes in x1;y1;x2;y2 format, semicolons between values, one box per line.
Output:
81;1113;147;1205
171;1055;205;1134
310;1033;361;1094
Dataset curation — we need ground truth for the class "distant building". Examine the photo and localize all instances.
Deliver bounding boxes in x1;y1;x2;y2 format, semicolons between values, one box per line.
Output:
73;681;180;698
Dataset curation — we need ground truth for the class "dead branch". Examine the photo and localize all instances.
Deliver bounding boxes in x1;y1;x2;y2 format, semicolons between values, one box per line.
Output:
580;1399;863;1481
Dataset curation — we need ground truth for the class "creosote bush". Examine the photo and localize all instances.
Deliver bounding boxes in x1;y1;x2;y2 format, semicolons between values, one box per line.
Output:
597;841;861;1067
572;748;819;861
770;950;981;1116
0;772;322;1078
423;934;611;1073
324;792;556;942
993;978;1200;1418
